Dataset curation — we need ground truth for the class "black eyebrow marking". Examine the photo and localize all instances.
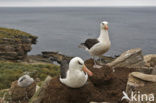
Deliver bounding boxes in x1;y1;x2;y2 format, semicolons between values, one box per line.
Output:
78;61;83;65
19;77;26;82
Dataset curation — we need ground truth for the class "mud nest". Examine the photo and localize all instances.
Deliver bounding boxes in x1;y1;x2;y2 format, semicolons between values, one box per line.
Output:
40;59;137;103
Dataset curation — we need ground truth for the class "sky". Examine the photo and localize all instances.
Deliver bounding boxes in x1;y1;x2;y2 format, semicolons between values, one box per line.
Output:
0;0;156;7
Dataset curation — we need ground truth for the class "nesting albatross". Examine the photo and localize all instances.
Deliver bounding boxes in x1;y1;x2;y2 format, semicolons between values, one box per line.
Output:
17;75;34;87
50;57;93;88
79;21;111;68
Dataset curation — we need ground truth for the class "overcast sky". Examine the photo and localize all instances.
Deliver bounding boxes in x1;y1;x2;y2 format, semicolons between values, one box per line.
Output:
0;0;156;7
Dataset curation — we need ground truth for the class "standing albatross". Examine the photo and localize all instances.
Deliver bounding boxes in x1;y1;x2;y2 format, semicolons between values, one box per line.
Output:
79;21;111;68
50;56;93;88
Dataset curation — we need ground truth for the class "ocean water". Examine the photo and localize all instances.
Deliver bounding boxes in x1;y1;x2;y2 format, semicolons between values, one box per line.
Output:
0;7;156;59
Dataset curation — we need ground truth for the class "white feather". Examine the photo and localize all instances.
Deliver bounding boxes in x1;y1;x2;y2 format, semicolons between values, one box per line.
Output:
17;75;34;87
60;57;88;88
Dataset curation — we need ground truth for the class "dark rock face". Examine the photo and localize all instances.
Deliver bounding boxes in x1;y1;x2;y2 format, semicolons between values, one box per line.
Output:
0;32;37;60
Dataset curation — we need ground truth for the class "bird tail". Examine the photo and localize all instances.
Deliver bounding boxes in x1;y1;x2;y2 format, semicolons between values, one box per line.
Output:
49;57;61;64
78;43;85;48
79;43;88;51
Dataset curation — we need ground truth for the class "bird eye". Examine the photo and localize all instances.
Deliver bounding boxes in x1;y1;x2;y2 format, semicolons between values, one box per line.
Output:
19;77;26;82
78;61;83;65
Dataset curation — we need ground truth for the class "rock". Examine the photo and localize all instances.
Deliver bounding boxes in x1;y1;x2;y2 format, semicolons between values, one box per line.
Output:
42;51;116;64
126;72;156;103
131;72;156;82
144;54;156;67
136;67;153;74
9;80;36;102
42;51;73;63
107;48;145;68
0;28;37;60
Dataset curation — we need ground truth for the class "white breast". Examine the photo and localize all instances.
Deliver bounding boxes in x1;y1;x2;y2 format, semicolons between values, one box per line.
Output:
89;41;111;56
60;70;88;88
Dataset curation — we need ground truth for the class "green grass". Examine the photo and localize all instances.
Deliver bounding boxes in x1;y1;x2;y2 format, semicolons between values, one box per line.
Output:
0;27;37;39
0;61;59;89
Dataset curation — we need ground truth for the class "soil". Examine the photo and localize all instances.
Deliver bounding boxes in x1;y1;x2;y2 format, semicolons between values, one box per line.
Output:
137;82;156;99
40;59;139;103
85;59;137;103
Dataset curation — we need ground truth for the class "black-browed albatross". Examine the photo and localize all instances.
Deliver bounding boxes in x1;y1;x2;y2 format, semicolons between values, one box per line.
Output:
17;75;34;87
79;21;111;68
50;57;93;88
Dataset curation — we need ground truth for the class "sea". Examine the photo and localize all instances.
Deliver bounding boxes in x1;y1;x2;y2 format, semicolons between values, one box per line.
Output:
0;7;156;59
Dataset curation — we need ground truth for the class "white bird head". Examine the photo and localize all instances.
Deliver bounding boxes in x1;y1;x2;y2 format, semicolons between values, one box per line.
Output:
17;75;34;87
101;21;109;30
69;57;93;76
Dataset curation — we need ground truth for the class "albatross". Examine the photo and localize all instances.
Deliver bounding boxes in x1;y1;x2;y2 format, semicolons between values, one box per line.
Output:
79;21;111;68
50;57;93;88
17;75;34;87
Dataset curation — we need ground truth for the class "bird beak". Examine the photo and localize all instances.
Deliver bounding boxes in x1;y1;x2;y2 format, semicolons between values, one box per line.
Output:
82;65;93;76
104;24;109;30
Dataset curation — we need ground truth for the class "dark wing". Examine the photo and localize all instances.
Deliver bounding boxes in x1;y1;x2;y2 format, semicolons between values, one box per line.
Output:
81;39;99;49
49;57;70;79
60;59;70;79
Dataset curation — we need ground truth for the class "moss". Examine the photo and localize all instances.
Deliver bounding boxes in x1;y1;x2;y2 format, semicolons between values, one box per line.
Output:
0;27;37;41
0;61;59;89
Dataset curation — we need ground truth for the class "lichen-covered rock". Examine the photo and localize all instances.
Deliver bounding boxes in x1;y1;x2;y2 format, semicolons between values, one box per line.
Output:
107;48;145;68
0;27;37;60
9;81;36;102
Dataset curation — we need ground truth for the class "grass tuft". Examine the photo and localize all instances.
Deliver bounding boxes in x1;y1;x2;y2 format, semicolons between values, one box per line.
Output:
0;61;59;89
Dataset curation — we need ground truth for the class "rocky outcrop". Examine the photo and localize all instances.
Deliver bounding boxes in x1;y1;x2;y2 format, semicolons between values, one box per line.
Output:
107;48;145;68
126;72;156;103
0;28;37;60
9;81;36;103
131;72;156;82
144;54;156;67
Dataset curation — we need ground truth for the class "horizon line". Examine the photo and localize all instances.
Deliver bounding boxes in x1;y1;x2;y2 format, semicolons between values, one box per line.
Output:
0;5;156;7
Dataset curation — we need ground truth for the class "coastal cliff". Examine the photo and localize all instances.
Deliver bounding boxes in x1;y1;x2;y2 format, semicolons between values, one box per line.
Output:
0;27;37;60
0;28;155;103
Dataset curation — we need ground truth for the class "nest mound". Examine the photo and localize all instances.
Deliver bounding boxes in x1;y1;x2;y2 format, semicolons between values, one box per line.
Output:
38;59;137;103
41;77;103;103
85;59;113;85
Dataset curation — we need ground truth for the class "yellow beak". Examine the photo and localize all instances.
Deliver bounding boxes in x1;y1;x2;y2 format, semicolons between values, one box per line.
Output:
82;65;93;76
104;24;109;30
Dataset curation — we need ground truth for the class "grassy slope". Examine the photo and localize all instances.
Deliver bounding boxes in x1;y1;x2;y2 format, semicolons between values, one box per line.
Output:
0;27;37;39
0;61;59;89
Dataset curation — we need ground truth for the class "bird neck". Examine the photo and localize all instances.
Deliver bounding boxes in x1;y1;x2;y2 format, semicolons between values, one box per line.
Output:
69;65;80;71
98;29;110;42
